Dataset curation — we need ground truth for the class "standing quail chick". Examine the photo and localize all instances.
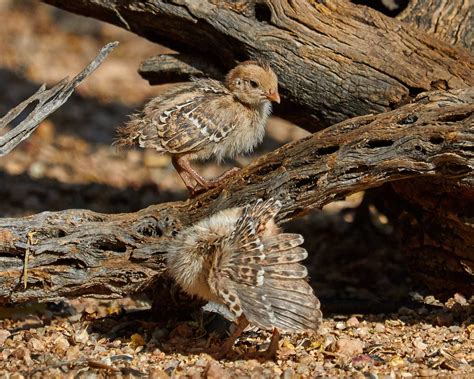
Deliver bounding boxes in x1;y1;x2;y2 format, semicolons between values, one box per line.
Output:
166;198;322;359
116;61;280;196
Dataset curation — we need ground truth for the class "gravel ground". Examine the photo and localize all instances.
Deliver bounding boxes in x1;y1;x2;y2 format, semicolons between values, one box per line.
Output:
0;2;472;377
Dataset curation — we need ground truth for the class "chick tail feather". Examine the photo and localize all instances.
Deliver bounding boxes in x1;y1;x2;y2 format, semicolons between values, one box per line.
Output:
224;198;322;333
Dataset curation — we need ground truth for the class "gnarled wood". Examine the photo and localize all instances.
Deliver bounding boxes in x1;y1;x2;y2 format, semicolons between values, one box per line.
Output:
1;88;472;303
398;0;473;52
42;0;473;131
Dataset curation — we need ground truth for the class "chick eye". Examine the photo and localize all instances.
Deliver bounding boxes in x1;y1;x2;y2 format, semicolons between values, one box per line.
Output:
249;80;259;88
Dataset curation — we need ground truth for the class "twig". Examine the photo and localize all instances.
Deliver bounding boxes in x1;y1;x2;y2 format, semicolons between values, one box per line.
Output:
0;41;119;157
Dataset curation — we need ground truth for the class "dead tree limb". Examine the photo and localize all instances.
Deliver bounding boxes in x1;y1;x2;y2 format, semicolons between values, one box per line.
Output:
42;0;473;131
0;42;118;157
398;0;473;52
0;87;472;304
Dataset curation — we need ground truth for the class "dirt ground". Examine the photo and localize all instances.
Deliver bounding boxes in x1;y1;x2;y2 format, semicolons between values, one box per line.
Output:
0;2;472;378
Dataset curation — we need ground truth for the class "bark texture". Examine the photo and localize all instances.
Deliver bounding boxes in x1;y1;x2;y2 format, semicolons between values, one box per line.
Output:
42;0;473;131
398;0;473;52
1;88;472;303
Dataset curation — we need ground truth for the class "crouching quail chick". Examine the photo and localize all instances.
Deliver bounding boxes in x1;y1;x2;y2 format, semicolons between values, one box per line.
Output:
116;61;280;196
166;198;322;359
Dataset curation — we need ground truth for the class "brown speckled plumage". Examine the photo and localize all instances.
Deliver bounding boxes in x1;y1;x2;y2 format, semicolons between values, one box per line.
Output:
116;61;280;196
166;198;322;358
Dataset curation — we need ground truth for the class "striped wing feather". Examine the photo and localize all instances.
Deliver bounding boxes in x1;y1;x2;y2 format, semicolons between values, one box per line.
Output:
210;198;322;332
116;79;236;154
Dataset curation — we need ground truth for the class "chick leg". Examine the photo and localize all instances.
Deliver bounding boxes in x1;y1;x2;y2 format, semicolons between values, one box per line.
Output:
172;155;209;195
243;328;280;362
209;315;249;360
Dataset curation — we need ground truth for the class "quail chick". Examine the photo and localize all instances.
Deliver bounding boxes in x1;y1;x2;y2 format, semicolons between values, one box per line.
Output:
166;198;322;359
116;61;280;196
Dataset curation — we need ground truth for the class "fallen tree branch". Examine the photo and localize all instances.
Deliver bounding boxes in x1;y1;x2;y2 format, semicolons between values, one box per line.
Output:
0;87;472;304
398;0;472;52
138;53;224;85
0;41;118;157
42;0;473;131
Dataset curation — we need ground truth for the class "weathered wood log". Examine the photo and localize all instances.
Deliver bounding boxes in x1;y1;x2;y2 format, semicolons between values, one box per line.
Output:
398;0;473;52
42;0;473;131
0;42;118;157
138;53;224;86
1;87;472;304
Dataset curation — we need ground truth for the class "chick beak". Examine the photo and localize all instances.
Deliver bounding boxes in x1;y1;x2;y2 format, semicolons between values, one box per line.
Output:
266;91;281;104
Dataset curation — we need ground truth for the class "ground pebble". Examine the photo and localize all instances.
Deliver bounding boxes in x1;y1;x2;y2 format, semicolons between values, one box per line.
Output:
282;368;295;379
346;317;360;327
335;338;364;357
296;364;310;375
0;330;11;346
374;323;385;333
357;326;370;338
207;360;229;379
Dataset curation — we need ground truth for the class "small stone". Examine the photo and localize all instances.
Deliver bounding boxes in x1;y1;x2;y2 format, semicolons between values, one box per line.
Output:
11;346;30;360
389;356;405;367
282;368;295;379
357;327;369;338
206;361;229;379
28;162;46;179
413;338;427;350
296;364;309;375
418;368;437;377
298;354;313;364
449;325;461;333
454;293;467;306
335;338;364;357
318;326;330;336
374;323;385;333
0;329;11;346
75;328;89;344
336;321;346;330
323;334;337;350
66;345;81;360
413;348;425;360
27;338;44;351
424;296;438;305
195;358;208;367
346;317;360;327
164;360;180;375
53;335;70;352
